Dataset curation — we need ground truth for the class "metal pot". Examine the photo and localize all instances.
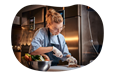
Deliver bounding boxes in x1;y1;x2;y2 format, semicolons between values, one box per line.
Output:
23;60;52;72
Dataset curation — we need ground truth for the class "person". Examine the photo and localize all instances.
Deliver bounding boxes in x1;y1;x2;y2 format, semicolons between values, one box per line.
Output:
29;8;77;66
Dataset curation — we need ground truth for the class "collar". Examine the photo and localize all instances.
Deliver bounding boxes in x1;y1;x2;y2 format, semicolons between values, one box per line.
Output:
45;27;58;36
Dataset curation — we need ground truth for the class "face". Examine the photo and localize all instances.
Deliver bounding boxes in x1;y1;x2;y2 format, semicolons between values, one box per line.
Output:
48;22;64;35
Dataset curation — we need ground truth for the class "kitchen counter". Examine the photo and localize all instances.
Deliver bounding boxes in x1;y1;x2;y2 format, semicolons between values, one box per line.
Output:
47;65;115;72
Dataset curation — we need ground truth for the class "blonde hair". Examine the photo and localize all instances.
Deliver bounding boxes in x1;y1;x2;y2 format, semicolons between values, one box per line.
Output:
45;8;63;25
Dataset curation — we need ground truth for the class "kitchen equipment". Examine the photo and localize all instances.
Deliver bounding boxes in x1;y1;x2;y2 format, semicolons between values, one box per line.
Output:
22;59;52;72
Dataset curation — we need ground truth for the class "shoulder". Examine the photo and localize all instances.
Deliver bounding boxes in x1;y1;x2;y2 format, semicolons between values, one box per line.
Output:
34;27;47;39
58;33;65;40
36;27;46;35
37;27;45;32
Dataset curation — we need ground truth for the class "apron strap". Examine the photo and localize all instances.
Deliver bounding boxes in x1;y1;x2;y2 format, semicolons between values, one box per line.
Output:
47;28;50;43
47;28;61;46
57;35;61;45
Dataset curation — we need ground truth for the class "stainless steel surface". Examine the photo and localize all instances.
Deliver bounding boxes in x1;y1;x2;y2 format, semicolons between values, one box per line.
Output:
21;58;51;71
64;17;79;63
81;5;103;65
28;61;51;72
78;5;82;65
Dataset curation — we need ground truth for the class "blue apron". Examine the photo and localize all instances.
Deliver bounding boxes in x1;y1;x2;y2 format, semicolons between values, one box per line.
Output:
45;28;63;66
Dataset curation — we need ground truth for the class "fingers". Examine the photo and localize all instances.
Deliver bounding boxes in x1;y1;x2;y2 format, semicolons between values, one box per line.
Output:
59;54;63;58
66;56;77;64
74;60;77;64
53;53;63;58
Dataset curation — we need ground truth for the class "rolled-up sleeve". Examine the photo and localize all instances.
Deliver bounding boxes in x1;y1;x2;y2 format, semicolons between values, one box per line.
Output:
30;30;44;52
61;39;71;61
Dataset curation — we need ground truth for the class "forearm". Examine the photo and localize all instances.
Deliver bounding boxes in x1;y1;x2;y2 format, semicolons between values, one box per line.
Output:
30;47;53;55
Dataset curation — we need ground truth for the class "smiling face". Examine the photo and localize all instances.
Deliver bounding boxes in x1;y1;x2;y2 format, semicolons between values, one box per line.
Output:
47;22;64;35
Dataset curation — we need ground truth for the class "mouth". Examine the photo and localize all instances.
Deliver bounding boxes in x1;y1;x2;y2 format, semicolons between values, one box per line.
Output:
55;32;59;35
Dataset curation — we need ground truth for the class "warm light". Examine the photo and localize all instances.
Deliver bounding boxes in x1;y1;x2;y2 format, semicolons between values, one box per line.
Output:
68;47;78;50
21;27;25;30
27;43;31;46
29;30;32;32
65;36;78;41
29;38;32;40
17;46;21;50
24;43;26;46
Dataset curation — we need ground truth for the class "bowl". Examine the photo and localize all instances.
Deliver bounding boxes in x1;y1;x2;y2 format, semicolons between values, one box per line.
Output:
21;56;52;71
29;61;52;71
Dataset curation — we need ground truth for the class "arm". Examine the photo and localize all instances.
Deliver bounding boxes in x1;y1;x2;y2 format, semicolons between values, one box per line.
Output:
30;47;53;55
30;28;52;55
66;54;71;58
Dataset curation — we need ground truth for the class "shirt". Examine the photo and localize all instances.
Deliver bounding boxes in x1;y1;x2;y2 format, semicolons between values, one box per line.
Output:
29;27;71;61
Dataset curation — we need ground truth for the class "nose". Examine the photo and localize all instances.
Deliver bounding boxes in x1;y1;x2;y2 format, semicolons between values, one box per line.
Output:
57;29;60;32
57;29;62;33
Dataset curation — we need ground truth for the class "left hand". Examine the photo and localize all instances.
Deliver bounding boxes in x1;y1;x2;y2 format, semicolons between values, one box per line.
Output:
66;56;77;65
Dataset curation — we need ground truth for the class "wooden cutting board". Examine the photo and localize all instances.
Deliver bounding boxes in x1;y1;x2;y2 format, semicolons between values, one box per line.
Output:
68;65;81;68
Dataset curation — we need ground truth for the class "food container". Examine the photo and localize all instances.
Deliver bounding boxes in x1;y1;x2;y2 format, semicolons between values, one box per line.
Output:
21;58;52;71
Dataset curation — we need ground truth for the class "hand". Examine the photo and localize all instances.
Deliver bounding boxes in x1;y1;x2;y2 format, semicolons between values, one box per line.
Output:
66;56;77;65
52;46;63;58
41;54;50;61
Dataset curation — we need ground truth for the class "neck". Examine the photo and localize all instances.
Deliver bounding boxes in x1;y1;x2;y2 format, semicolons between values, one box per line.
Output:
47;28;55;36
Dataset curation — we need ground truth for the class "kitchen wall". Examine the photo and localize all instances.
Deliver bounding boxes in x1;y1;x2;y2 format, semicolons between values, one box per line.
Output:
81;5;104;65
22;8;44;25
21;7;45;56
12;24;22;51
13;16;20;25
16;5;46;17
12;6;45;56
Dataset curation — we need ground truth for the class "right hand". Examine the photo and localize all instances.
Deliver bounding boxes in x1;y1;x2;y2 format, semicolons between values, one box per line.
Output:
52;46;63;58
